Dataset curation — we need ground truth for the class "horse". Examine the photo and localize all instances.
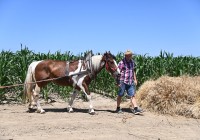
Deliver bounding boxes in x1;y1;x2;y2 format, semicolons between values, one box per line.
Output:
24;51;120;114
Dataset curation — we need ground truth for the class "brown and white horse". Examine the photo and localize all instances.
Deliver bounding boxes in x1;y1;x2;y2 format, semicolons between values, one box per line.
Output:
24;52;120;114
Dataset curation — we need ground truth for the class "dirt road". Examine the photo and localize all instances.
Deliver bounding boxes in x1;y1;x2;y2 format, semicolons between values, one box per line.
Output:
1;93;200;140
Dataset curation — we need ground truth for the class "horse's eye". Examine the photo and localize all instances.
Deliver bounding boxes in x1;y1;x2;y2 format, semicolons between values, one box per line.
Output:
110;61;114;64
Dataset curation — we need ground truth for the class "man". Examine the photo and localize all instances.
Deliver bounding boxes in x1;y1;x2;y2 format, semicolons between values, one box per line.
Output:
116;50;143;114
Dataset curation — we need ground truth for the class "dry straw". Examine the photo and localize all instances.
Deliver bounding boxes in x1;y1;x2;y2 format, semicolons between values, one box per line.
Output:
136;76;200;119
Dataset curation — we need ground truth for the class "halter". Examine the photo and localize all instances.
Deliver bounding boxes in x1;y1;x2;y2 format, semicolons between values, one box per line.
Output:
105;60;118;73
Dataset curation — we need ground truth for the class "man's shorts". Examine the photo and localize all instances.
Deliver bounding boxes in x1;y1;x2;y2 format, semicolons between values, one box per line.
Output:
118;82;135;97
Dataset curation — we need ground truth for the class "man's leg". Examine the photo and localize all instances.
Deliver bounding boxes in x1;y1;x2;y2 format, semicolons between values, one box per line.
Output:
128;85;143;114
116;82;125;113
116;95;123;113
131;95;138;108
117;96;122;108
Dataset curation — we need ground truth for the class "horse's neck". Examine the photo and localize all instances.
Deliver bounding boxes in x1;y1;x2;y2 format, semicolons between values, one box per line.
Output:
91;55;104;74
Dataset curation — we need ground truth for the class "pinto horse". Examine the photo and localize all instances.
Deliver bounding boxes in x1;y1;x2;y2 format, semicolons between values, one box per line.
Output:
24;52;120;114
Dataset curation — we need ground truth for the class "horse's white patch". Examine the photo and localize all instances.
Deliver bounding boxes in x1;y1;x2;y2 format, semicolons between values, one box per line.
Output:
69;60;89;86
68;55;103;77
91;55;102;71
69;56;103;86
30;61;43;71
28;60;43;81
77;75;87;89
69;60;87;76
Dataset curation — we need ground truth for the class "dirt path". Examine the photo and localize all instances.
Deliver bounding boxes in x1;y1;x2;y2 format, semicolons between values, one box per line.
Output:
1;93;200;140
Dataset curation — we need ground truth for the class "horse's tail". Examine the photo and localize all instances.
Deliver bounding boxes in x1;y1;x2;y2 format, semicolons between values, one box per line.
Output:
23;61;39;104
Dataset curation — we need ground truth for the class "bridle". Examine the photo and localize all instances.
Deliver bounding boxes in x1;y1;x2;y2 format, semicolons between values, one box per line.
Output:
105;58;118;74
105;61;117;71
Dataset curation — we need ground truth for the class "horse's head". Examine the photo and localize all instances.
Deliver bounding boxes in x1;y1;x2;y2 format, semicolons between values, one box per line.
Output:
102;51;120;78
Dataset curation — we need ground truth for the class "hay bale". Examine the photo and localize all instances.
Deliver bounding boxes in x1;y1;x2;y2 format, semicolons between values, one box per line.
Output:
136;76;200;119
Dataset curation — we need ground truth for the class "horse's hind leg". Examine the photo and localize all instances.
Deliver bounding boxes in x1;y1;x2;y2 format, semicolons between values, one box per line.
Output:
68;90;78;113
33;85;45;114
26;84;36;112
28;94;36;112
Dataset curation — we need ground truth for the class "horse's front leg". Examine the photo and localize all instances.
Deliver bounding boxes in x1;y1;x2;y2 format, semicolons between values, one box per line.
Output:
80;84;95;115
33;85;45;114
85;92;95;115
68;90;78;113
77;76;95;115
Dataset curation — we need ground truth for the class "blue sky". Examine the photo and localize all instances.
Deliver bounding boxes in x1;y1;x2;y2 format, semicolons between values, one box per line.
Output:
0;0;200;57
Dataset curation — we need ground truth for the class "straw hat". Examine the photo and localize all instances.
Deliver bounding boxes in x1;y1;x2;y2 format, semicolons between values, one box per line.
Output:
124;50;133;56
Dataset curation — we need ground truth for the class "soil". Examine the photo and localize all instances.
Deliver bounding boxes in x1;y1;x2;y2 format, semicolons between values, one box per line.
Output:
0;93;200;140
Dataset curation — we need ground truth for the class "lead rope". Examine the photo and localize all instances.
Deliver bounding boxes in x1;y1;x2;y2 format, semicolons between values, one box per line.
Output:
0;75;68;89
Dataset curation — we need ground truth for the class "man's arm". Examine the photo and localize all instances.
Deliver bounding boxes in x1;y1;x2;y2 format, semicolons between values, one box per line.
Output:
133;71;137;85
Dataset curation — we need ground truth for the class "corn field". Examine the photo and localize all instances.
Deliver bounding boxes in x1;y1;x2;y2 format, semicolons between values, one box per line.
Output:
0;47;199;101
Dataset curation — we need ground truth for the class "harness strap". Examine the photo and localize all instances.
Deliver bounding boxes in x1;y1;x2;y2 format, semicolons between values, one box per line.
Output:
85;51;93;73
66;61;70;76
66;51;94;88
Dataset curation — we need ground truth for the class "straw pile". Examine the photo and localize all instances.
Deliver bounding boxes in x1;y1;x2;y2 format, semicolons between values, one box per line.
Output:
136;76;200;119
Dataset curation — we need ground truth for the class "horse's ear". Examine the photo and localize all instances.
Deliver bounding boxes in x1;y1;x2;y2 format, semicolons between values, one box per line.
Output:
112;54;116;60
103;52;107;57
90;50;94;56
102;52;107;60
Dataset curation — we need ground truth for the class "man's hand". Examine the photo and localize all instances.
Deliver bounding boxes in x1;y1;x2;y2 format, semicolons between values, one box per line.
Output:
134;79;138;86
116;75;121;87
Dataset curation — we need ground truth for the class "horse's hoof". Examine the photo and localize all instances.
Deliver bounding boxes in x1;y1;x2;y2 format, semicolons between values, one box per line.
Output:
89;109;95;115
68;108;74;113
40;110;45;114
89;111;95;115
36;109;45;114
27;108;35;113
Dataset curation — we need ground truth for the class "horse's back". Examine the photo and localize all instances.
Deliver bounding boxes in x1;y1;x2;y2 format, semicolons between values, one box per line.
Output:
36;60;66;66
35;60;67;78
